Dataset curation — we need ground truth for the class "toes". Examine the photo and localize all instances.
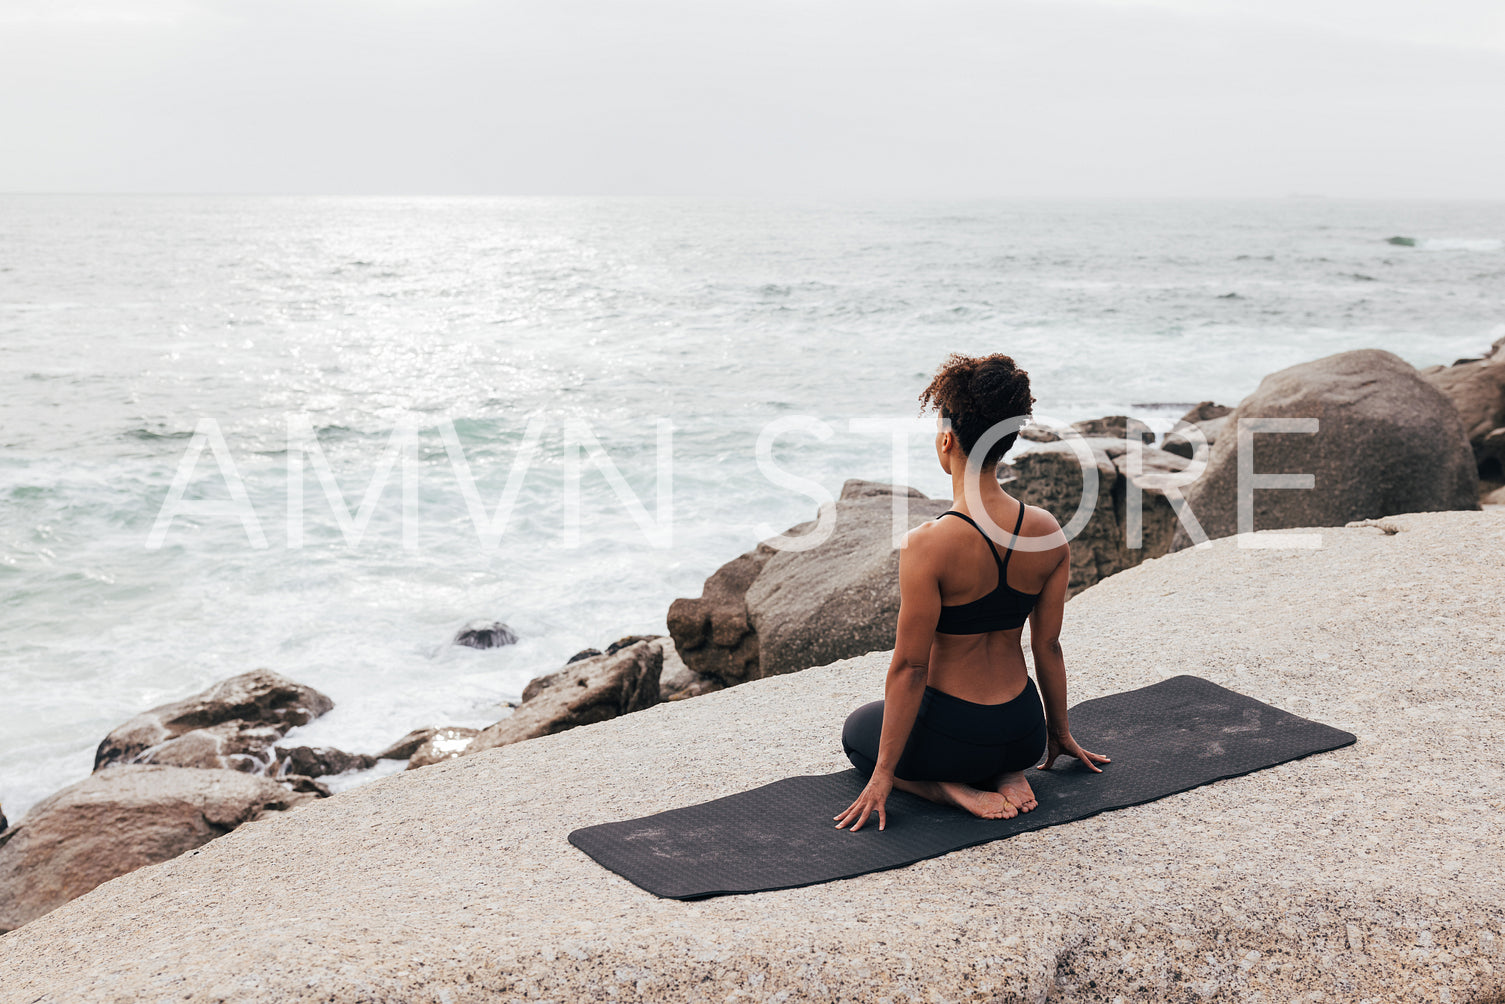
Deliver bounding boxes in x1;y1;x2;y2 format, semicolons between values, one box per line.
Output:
1001;791;1037;813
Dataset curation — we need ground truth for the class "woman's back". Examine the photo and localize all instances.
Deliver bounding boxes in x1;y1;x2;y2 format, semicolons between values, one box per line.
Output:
922;496;1066;704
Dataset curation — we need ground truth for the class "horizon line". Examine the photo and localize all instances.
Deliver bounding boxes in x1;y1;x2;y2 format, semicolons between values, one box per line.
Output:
4;191;1505;203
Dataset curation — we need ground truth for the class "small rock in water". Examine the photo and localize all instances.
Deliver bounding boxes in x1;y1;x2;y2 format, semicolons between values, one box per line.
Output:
1386;235;1417;246
374;727;441;760
453;620;519;649
279;774;333;797
406;727;481;770
93;670;335;776
274;746;377;778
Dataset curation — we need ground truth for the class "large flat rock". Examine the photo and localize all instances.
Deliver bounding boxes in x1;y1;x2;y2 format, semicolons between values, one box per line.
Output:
2;512;1502;1002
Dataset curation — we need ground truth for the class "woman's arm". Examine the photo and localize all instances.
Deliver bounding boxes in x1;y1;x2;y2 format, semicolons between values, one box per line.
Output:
834;526;943;831
870;535;945;776
1028;540;1111;772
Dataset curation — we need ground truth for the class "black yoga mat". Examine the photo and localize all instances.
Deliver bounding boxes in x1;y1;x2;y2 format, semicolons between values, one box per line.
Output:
567;675;1356;899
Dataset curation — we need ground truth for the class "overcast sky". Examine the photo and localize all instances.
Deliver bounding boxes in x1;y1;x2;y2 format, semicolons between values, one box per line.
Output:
2;0;1502;197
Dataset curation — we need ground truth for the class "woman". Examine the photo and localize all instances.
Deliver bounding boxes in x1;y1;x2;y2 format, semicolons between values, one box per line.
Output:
835;352;1109;832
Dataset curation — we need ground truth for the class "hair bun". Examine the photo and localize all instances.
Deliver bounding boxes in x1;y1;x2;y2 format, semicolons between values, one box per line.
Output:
919;352;1035;466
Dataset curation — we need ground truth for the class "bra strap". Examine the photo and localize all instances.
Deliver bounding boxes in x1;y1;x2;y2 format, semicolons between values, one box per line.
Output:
1000;503;1026;576
938;510;1006;570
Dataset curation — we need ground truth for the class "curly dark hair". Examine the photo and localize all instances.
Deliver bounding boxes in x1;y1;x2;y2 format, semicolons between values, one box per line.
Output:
918;352;1036;468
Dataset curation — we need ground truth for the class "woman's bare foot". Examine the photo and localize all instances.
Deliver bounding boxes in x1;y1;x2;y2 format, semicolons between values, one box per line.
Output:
995;771;1038;813
892;776;1019;819
934;780;1018;820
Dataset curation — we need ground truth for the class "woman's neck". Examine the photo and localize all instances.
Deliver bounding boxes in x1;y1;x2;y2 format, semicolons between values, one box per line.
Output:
949;463;1009;512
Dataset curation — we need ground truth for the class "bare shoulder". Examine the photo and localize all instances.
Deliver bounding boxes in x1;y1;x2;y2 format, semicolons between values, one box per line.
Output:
1020;502;1061;534
904;514;944;538
1019;503;1070;557
899;516;950;564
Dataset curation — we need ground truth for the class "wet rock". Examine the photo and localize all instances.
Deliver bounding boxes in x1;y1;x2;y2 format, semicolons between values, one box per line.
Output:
274;746;376;779
452;620;518;649
113;722;287;774
374;727;441;761
94;671;335;775
279;775;333;797
565;648;603;664
0;765;307;933
406;728;481;770
1173;348;1479;549
0;803;7;834
466;639;664;755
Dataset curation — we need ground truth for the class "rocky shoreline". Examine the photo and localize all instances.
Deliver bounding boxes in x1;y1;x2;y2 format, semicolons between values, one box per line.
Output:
0;509;1500;1002
1;344;1503;997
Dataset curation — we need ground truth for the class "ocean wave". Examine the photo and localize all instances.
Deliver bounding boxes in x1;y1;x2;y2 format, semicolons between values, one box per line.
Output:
1421;238;1503;252
123;428;196;441
1388;235;1502;252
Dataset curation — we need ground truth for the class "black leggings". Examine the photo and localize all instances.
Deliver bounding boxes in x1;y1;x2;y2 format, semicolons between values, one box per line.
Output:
841;676;1048;787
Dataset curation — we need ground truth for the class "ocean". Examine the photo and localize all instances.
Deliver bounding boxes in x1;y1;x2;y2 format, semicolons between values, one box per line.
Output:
2;195;1501;821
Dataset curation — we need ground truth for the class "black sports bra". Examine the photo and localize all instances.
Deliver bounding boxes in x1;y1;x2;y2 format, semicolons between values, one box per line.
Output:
933;507;1040;634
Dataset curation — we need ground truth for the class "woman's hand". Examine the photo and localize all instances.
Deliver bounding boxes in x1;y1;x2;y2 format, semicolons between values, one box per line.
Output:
834;773;894;832
1039;731;1110;772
